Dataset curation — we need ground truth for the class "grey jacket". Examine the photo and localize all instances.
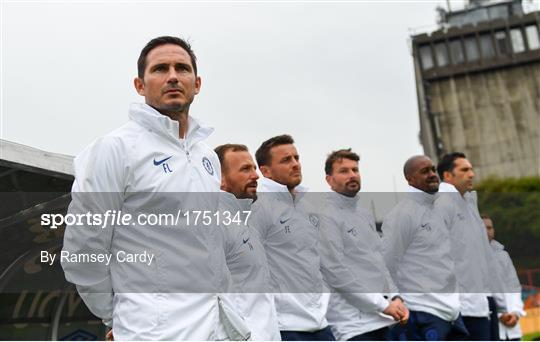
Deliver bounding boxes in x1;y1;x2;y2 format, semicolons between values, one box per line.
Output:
219;192;280;341
251;177;329;331
436;182;506;317
491;240;525;340
382;186;460;322
320;191;396;340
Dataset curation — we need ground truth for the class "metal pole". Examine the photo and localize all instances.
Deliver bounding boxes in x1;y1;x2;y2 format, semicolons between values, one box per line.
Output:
50;289;69;341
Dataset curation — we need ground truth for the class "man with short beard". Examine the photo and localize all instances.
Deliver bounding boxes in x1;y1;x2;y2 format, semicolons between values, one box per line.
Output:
319;149;409;341
61;36;246;340
214;143;280;341
382;156;467;340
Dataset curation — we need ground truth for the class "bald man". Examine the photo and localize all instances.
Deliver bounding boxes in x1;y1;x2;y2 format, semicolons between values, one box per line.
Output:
382;156;467;340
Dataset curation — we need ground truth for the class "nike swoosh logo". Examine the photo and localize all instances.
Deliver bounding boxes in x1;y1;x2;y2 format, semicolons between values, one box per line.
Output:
153;156;172;166
243;238;250;244
280;218;290;224
347;228;354;233
421;223;428;227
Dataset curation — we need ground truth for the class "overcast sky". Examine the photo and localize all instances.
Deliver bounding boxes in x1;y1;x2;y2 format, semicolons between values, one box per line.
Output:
2;0;480;194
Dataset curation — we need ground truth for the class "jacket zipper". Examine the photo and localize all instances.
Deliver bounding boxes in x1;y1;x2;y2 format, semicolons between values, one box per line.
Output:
182;142;191;163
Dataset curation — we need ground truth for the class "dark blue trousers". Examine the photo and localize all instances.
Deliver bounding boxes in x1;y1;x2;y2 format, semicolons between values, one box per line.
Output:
462;316;491;341
389;311;469;341
488;296;501;341
348;326;390;341
280;326;335;341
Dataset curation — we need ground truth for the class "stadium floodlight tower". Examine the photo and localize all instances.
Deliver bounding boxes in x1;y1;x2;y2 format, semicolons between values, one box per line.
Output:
411;0;540;181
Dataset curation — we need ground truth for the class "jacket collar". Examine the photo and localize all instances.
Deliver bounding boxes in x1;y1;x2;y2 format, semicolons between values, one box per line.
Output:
406;185;436;206
439;182;479;206
328;190;359;209
257;177;308;203
490;239;504;251
464;190;478;206
219;191;253;211
129;103;214;148
439;182;459;193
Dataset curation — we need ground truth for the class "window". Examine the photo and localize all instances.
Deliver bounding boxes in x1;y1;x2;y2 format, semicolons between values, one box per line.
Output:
510;28;525;53
495;31;509;56
480;34;495;59
434;42;449;67
419;45;434;70
466;8;489;24
525;25;540;50
464;36;480;61
449;39;464;64
488;4;508;21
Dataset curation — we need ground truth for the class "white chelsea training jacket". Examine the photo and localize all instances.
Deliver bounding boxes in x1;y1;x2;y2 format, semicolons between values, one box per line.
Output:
61;103;247;340
382;186;460;322
320;192;397;340
251;177;330;332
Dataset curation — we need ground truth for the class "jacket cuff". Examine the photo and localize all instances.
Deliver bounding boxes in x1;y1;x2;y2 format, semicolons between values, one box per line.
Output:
375;295;390;312
103;318;113;328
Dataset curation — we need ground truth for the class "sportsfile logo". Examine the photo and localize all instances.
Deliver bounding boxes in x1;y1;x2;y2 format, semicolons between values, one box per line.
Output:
40;210;252;229
154;155;173;173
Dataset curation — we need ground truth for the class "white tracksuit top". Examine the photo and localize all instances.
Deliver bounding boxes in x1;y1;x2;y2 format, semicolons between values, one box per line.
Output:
466;190;508;311
219;192;281;341
319;192;396;340
490;240;525;340
251;177;330;332
61;103;244;340
382;186;460;322
435;182;506;317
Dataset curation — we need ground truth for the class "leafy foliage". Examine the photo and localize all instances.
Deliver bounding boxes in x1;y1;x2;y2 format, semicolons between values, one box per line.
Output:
476;177;540;269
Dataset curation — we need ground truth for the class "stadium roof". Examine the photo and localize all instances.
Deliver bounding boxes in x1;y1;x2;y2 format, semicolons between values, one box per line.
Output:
0;139;74;179
0;141;101;339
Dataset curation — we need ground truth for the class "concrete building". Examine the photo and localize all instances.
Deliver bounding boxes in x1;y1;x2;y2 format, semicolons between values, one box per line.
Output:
411;0;540;180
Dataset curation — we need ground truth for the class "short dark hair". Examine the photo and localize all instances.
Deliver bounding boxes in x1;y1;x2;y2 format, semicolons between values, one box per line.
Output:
437;152;467;180
480;213;491;220
325;148;360;175
214;144;249;171
255;134;295;167
137;36;198;79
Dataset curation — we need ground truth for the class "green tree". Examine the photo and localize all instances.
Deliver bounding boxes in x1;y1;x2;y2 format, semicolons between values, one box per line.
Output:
476;177;540;270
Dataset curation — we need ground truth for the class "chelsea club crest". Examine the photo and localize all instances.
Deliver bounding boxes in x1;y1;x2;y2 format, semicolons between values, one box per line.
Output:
202;157;214;175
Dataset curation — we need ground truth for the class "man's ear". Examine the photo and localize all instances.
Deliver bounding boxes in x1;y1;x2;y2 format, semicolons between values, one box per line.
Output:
259;165;271;178
405;175;412;184
325;174;333;187
194;76;201;95
220;176;227;192
134;77;145;96
442;170;452;182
